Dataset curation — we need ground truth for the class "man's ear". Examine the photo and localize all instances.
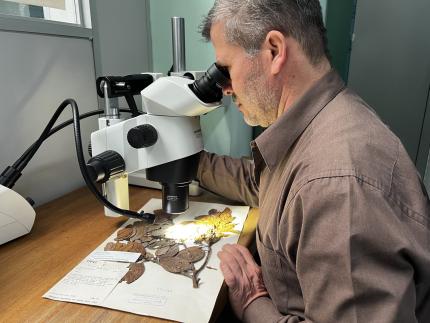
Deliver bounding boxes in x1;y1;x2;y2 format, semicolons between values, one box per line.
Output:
262;30;287;75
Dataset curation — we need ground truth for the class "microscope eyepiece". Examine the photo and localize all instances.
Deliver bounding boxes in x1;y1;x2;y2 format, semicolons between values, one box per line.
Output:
190;63;230;104
208;63;231;87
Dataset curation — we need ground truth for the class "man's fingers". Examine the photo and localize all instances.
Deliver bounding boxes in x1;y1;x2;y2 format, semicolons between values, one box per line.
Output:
219;261;236;287
232;244;257;265
218;249;243;277
218;244;252;288
218;244;245;268
223;243;257;267
222;244;249;266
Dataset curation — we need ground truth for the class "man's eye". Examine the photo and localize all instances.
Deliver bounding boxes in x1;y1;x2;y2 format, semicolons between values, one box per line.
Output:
217;64;230;79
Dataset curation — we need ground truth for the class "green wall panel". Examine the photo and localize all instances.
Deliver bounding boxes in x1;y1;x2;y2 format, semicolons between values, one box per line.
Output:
326;0;356;82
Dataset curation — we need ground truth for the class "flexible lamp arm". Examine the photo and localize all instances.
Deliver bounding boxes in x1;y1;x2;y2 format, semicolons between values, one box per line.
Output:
0;100;154;222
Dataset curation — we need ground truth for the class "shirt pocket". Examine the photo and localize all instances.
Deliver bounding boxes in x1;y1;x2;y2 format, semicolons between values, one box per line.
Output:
256;227;290;313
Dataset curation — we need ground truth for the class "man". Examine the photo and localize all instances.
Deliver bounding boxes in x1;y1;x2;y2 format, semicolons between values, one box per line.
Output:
196;0;430;322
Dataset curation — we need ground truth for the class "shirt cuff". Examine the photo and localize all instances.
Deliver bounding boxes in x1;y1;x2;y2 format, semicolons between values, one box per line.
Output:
243;296;283;323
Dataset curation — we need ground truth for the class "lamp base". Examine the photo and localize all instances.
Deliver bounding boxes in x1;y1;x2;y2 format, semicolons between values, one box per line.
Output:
0;185;35;245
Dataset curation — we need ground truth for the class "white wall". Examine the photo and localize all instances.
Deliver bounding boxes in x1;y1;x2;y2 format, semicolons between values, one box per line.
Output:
90;0;152;77
90;0;152;111
0;0;154;207
0;30;98;206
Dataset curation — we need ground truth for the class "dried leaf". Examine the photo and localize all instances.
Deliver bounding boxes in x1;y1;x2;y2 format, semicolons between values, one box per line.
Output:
177;246;205;263
155;245;170;257
151;239;176;249
148;226;168;237
144;252;155;261
146;224;163;233
157;244;179;259
126;241;146;256
165;244;179;258
146;239;160;248
121;262;145;284
129;225;146;242
153;209;174;224
104;241;146;257
115;227;134;241
140;236;153;242
159;256;193;273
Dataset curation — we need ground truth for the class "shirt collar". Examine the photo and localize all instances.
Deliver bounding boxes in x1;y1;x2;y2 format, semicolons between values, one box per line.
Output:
252;69;345;171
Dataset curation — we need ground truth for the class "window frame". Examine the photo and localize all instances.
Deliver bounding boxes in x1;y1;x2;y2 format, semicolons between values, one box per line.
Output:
0;0;92;39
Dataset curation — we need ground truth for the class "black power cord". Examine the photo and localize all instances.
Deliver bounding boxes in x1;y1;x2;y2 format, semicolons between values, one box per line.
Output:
0;100;154;222
14;108;132;173
13;109;105;174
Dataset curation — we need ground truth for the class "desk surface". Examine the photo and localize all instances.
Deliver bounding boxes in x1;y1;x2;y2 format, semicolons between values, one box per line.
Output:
0;186;258;322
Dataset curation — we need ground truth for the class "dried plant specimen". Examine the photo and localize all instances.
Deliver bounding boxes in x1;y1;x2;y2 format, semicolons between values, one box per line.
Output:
177;246;205;263
104;207;240;288
121;262;145;284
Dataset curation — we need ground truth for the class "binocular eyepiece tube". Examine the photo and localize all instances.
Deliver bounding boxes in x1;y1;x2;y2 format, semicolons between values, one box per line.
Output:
190;63;231;104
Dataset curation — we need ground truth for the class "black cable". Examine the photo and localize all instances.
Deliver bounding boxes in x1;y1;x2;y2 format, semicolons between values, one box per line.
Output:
66;99;154;222
13;109;103;171
1;101;153;222
14;108;132;171
124;94;140;117
1;100;80;188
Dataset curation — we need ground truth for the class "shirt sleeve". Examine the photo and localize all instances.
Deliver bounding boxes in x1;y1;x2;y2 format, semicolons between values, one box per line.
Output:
197;151;259;207
245;175;421;323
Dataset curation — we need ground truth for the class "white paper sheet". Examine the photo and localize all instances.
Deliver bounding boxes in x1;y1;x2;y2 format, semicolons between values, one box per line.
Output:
88;251;141;263
44;259;129;305
44;199;250;323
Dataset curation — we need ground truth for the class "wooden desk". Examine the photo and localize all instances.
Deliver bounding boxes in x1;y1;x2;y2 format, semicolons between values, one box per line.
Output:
0;186;258;322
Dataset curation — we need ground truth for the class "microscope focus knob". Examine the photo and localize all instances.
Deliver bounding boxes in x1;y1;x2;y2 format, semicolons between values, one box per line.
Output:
127;124;158;149
86;150;125;183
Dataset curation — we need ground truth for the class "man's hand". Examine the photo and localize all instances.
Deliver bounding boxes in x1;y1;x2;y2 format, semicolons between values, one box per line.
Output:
218;244;269;320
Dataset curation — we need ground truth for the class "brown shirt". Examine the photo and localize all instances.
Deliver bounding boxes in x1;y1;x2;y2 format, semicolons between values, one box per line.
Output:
197;70;430;323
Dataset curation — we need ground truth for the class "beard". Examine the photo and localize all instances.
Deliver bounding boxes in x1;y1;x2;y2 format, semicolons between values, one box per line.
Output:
239;59;280;127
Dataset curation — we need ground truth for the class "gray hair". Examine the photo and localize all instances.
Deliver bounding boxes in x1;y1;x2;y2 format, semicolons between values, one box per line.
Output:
200;0;329;65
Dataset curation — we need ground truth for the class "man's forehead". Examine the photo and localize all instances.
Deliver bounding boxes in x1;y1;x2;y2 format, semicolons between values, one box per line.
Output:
211;27;229;64
210;22;242;66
